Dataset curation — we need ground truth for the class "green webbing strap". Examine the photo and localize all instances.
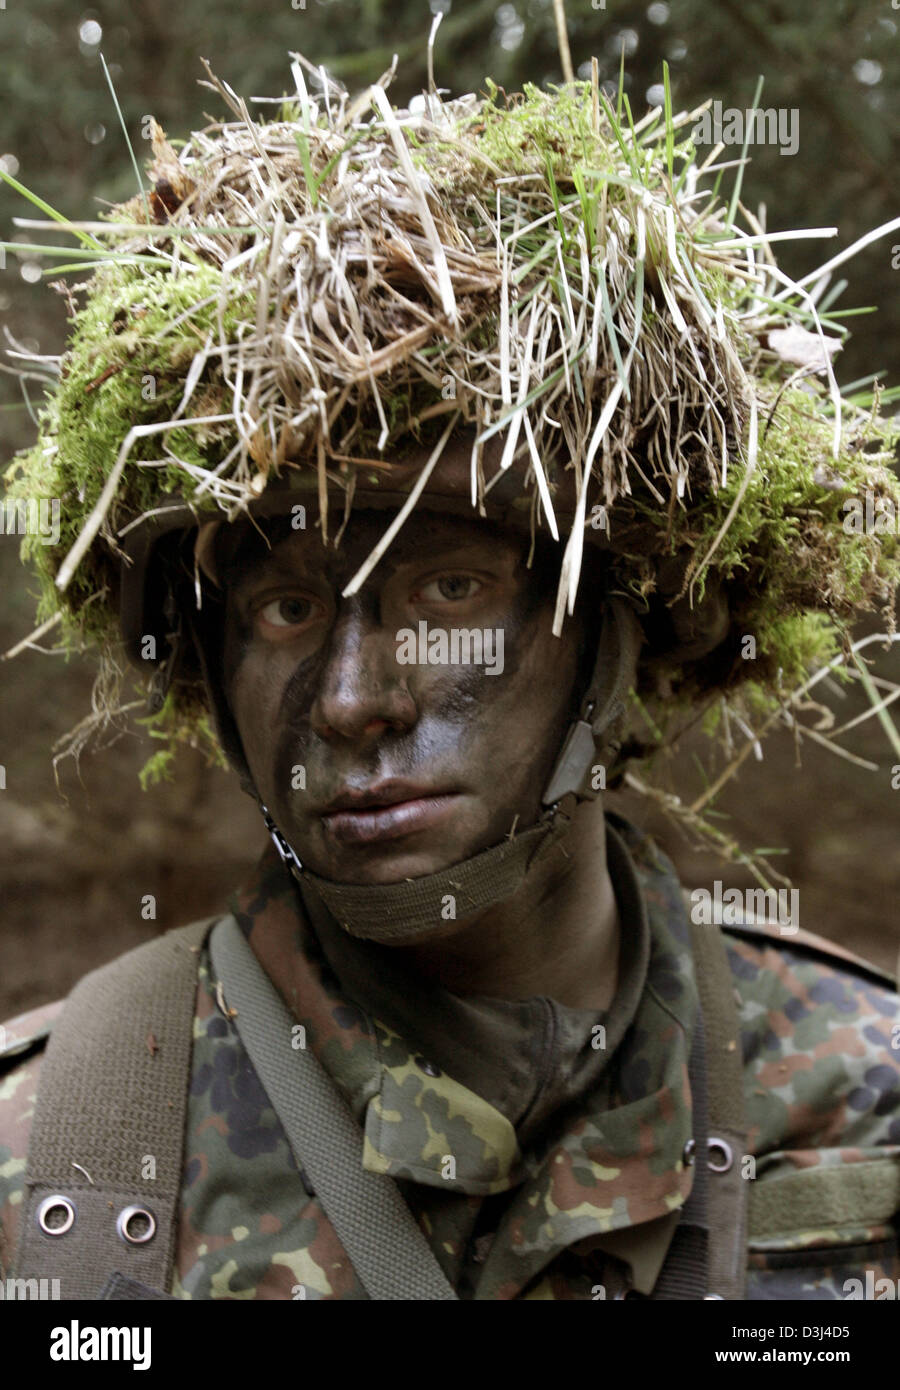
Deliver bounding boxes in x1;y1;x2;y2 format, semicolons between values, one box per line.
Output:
648;1007;710;1300
15;916;216;1299
208;914;459;1301
749;1159;900;1241
688;917;748;1299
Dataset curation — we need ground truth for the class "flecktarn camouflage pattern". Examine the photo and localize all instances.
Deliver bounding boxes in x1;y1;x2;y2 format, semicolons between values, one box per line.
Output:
2;815;898;1299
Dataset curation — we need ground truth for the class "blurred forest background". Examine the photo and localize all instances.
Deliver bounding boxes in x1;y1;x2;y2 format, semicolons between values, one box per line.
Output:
1;0;898;1016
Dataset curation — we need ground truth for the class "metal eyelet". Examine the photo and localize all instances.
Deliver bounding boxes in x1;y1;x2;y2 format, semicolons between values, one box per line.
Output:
36;1194;76;1237
707;1138;733;1173
116;1205;157;1245
683;1137;733;1172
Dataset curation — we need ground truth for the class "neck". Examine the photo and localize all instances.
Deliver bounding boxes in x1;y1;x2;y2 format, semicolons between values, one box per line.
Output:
384;798;620;1009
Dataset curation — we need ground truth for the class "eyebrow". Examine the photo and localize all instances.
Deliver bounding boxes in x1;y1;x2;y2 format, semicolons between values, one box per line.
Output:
224;547;308;594
388;538;521;567
224;527;526;596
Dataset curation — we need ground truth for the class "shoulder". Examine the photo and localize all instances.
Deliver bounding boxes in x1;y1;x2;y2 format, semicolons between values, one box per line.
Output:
0;1000;67;1113
719;917;900;1156
722;916;899;1032
0;999;65;1279
708;916;900;1295
0;918;219;1149
0;998;62;1071
723;914;896;990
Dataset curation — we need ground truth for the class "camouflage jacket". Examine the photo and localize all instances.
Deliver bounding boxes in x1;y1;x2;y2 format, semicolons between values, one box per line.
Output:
2;814;899;1300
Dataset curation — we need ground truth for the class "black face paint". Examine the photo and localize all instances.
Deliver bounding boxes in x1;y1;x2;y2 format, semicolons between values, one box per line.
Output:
221;509;589;886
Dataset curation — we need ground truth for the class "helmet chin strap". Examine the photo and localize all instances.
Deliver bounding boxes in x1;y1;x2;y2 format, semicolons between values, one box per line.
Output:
258;597;643;944
261;797;577;943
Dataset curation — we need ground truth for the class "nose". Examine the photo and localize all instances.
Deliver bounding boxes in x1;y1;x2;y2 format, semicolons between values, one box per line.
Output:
309;602;417;743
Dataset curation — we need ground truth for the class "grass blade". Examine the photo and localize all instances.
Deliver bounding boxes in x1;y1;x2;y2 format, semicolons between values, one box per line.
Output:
0;171;104;251
100;51;150;224
851;650;900;763
726;73;764;231
663;60;674;185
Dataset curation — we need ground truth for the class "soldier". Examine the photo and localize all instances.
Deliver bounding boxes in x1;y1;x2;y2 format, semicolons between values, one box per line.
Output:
1;62;900;1301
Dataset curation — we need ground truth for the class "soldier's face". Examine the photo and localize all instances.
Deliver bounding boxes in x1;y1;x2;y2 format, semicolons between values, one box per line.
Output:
221;510;586;884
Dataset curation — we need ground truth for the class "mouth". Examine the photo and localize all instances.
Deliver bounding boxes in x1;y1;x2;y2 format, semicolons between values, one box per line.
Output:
320;781;460;846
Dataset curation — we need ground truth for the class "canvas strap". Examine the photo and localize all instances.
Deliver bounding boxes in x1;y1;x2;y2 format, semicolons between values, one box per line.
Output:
14;916;216;1299
208;914;458;1300
648;1005;711;1299
648;920;747;1300
685;916;748;1299
747;1158;900;1240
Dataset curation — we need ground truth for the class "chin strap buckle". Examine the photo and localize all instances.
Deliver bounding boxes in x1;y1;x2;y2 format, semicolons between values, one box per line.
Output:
540;595;641;810
260;803;305;881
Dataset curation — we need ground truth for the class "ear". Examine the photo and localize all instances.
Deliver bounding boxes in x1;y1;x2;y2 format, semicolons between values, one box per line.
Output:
653;551;730;661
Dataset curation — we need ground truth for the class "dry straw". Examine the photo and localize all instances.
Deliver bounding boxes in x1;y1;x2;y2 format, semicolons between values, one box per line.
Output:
3;47;900;881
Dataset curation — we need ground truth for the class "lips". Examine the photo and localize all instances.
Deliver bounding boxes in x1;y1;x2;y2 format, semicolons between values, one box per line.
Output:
320;782;459;845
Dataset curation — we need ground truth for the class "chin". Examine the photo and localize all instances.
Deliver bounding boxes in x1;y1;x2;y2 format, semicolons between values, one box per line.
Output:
314;846;469;886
